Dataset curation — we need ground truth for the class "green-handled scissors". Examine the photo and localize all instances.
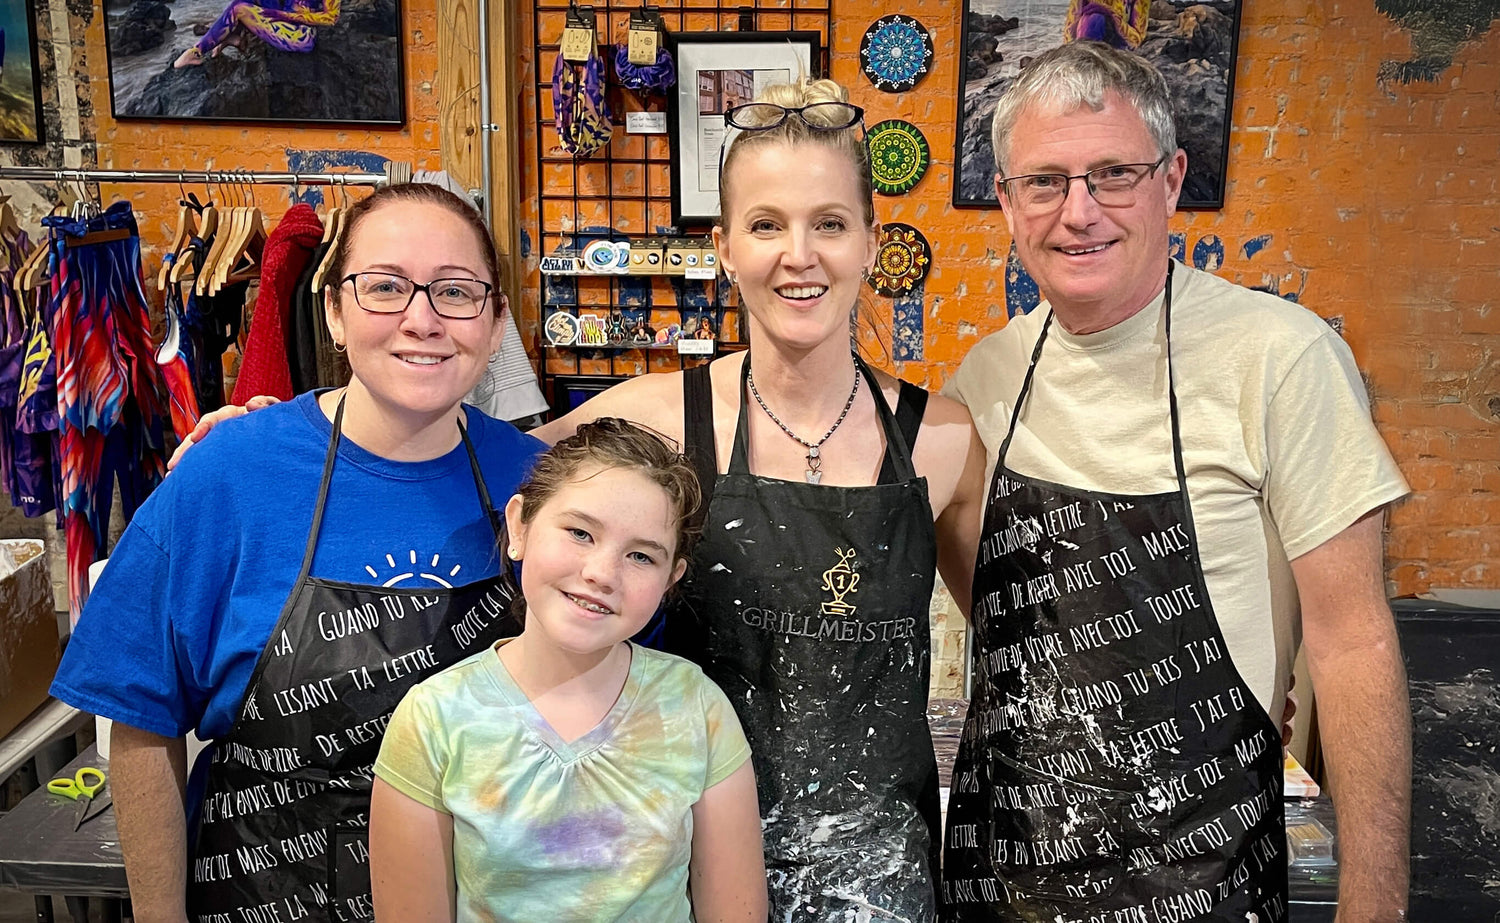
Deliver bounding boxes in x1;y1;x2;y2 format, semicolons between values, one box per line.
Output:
48;767;111;830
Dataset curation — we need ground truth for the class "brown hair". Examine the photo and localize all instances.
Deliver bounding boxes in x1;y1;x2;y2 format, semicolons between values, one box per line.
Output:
504;418;703;625
716;76;874;229
325;182;504;313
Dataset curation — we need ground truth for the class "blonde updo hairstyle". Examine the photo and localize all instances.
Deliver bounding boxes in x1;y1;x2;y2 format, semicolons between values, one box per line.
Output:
716;76;874;229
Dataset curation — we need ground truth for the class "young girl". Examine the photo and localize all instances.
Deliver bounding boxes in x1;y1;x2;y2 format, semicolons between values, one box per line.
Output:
370;418;767;922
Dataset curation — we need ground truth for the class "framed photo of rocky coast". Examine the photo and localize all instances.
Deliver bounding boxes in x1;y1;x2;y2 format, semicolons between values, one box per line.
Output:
101;0;404;124
0;0;46;143
954;0;1242;209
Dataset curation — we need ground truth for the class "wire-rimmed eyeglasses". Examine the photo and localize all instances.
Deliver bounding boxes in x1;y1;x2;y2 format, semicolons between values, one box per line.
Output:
997;157;1168;213
341;272;492;319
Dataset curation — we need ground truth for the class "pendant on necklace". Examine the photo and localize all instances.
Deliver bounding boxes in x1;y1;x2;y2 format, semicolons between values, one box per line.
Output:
805;469;822;485
805;447;823;484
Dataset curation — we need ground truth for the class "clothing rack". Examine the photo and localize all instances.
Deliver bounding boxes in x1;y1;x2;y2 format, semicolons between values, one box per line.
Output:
0;165;409;188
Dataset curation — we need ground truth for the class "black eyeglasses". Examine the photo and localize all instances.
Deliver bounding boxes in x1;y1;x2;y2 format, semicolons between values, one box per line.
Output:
998;158;1168;214
723;102;865;132
341;272;492;319
718;103;867;191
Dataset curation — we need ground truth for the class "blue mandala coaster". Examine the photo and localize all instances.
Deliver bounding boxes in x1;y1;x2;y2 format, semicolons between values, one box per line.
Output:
860;15;933;93
868;120;930;195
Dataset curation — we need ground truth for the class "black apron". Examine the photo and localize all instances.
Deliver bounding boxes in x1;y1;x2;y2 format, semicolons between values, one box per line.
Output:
187;398;519;923
942;266;1288;922
675;356;944;922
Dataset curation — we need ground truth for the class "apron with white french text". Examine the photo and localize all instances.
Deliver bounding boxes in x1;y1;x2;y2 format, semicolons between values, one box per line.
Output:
187;398;519;923
674;355;943;922
942;266;1288;922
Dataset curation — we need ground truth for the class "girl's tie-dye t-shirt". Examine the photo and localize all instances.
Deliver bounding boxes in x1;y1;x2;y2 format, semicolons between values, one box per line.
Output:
374;640;751;922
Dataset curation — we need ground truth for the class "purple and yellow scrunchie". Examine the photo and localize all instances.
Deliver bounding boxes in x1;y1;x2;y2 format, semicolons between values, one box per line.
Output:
552;48;613;157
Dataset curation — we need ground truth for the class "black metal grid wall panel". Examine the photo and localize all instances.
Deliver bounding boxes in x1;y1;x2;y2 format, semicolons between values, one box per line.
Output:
532;0;833;391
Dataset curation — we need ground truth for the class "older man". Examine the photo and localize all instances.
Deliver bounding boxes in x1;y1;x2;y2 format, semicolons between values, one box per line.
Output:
941;42;1411;922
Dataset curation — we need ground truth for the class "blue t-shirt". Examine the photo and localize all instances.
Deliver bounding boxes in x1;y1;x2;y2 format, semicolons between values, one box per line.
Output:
52;392;546;742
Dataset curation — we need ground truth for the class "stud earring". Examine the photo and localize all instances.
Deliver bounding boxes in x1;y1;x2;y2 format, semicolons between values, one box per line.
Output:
507;546;520;560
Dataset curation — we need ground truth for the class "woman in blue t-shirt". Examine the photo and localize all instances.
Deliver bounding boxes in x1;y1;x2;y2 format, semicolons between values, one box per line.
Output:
51;183;546;923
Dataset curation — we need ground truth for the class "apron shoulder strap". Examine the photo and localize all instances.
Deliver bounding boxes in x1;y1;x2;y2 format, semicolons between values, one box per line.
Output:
682;363;717;530
879;381;928;485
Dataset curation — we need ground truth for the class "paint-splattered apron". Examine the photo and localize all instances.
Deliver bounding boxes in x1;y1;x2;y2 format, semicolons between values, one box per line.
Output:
942;266;1289;922
187;398;518;923
676;356;943;922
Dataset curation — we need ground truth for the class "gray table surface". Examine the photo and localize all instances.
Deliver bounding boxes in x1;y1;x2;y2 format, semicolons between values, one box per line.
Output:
0;744;127;897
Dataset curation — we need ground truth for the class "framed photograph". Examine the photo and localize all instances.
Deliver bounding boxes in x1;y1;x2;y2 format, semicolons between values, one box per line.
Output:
100;0;404;124
954;0;1241;209
0;0;46;143
667;31;819;227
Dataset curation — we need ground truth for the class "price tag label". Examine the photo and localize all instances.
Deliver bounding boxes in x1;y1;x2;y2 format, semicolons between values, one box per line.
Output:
560;25;595;63
627;25;659;65
685;266;717;280
677;338;714;356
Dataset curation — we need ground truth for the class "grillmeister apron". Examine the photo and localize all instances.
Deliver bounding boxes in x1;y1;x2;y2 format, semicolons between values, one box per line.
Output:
187;398;518;923
675;355;943;922
942;266;1288;922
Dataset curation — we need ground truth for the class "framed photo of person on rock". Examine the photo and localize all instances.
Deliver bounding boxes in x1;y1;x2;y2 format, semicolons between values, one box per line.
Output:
953;0;1242;209
101;0;404;124
0;0;46;143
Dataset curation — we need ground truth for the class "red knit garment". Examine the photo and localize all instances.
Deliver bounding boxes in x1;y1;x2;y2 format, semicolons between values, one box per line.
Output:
232;203;324;403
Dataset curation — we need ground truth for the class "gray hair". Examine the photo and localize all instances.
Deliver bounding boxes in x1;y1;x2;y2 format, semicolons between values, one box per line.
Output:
989;41;1176;175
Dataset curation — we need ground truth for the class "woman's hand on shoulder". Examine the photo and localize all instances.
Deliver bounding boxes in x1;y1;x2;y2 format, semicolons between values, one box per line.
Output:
167;395;281;470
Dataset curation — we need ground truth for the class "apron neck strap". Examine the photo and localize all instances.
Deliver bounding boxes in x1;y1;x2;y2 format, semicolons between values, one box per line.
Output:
296;395;503;583
730;353;916;482
998;262;1183;488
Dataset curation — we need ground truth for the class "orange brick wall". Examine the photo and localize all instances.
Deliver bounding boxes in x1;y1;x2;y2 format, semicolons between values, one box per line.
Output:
511;0;1498;597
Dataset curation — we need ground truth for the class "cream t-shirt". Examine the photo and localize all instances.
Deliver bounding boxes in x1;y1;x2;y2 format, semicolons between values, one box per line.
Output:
945;262;1408;718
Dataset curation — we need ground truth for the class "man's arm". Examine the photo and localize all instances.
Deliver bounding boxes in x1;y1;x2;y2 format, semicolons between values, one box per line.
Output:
934;422;987;619
111;724;191;923
1291;509;1410;922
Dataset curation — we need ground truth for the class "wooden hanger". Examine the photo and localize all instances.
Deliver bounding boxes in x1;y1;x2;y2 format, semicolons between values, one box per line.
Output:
170;203;216;287
0;198;21;243
196;176;240;296
16;238;50;294
309;176;349;294
217;204;266;291
156;179;200;291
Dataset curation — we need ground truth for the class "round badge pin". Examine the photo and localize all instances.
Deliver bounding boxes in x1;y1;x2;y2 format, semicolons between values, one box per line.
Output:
868;222;931;297
867;120;930;195
860;15;933;93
